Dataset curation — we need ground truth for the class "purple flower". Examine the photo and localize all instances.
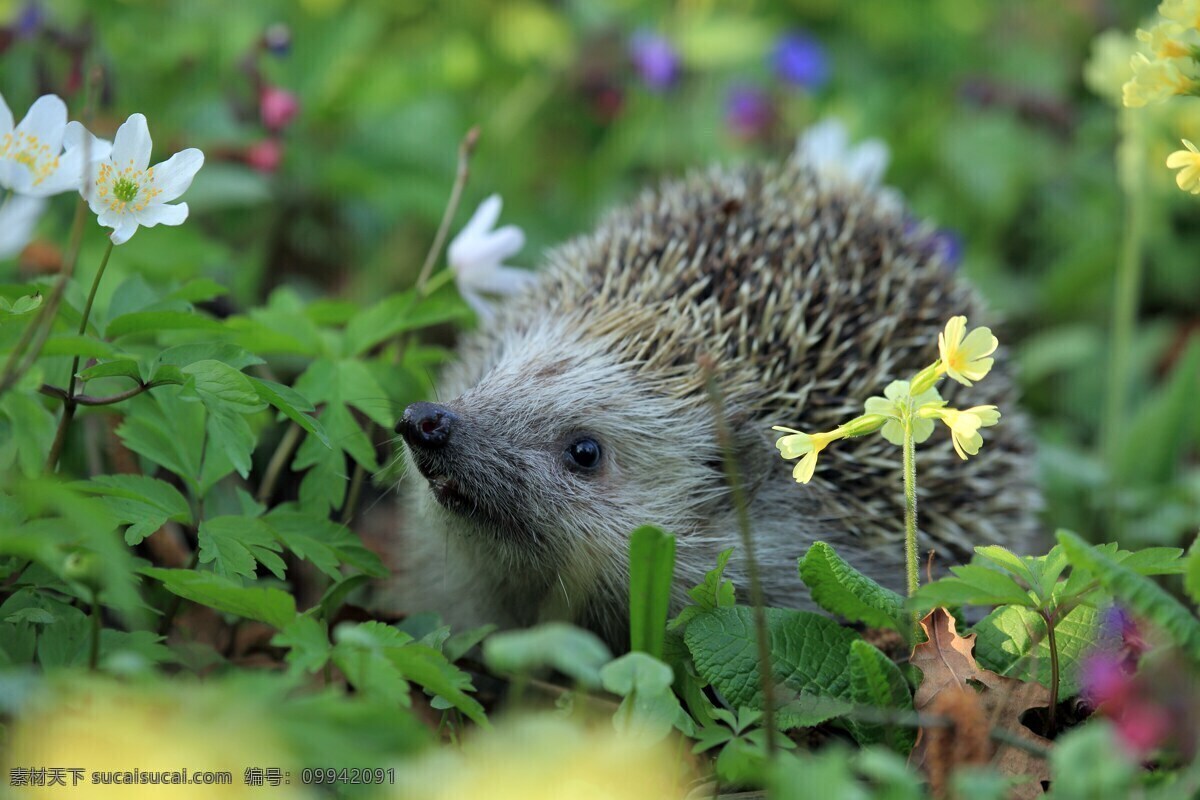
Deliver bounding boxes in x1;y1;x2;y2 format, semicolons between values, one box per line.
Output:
771;31;829;90
929;229;963;267
16;1;43;39
629;30;680;91
263;23;291;56
725;86;774;141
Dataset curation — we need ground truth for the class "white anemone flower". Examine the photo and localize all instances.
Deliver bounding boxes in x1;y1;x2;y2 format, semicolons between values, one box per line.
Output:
796;118;892;189
82;113;204;245
447;194;536;322
0;194;47;258
0;93;90;197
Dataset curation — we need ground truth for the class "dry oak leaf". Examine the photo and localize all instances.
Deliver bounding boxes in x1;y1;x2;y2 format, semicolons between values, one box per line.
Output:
910;608;1053;800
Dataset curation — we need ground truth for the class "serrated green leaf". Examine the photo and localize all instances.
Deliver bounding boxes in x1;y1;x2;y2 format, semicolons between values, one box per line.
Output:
911;565;1035;611
105;311;223;338
343;288;471;357
628;525;675;659
330;621;414;707
142;567;297;629
483;623;613;688
249;376;330;448
74;475;192;545
272;614;332;675
800;541;907;634
684;606;860;729
182;359;266;411
974;545;1037;588
847;639;914;752
336;360;394;428
198;516;286;580
973;604;1117;697
1057;530;1200;661
387;643;488;727
264;507;387;578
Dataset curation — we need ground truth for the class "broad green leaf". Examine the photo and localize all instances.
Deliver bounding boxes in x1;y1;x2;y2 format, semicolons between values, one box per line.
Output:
182;359;266;411
973;604;1117;697
847;640;914;752
142;567;297;629
74;475;192;545
105;311;223;338
336;360;394;428
165;277;228;303
601;652;693;740
249;377;330;448
1117;547;1186;576
343;287;471;357
628;525;676;659
684;606;860;728
157;342;264;370
483;623;613;689
78;359;143;382
264;507;387;578
40;335;120;359
115;391;202;490
974;545;1037;588
316;574;373;621
911;564;1035;611
799;541;907;634
1057;530;1200;661
1048;722;1138;800
198;516;286;580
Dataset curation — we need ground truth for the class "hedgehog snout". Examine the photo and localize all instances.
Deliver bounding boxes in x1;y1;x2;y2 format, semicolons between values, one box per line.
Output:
397;401;458;451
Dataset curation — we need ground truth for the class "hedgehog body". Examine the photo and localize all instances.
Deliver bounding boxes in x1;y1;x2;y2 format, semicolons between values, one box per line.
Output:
394;154;1039;648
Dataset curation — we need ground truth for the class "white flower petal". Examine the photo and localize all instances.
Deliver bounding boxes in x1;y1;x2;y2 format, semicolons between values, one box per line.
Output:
108;217;140;245
797;119;848;168
0;93;13;136
82;158;108;208
457;286;496;323
110;113;153;172
149;148;204;203
458;194;503;243
0;194;47;258
63;121;113;162
844;140;889;188
460;264;536;296
134;202;188;228
24;150;82;196
458;226;525;274
15;94;68;152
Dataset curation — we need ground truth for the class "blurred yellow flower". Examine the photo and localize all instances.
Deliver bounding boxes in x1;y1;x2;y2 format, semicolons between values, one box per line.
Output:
5;679;303;800
1159;0;1200;29
919;405;1001;460
1085;30;1140;105
936;316;997;387
1167;138;1200;192
394;716;689;800
1123;54;1198;107
1138;21;1195;59
771;426;844;484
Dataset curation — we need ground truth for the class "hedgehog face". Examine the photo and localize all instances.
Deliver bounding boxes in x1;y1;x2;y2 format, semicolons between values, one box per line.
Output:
399;315;738;595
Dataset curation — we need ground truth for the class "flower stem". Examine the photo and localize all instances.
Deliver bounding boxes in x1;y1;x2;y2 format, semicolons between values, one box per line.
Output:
1043;609;1060;733
46;239;115;473
903;414;919;600
1103;109;1145;536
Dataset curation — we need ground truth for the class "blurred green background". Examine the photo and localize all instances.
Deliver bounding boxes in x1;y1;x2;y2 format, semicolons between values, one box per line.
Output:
2;0;1197;549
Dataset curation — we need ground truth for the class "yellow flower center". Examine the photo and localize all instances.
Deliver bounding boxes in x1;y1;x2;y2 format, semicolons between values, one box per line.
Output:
0;131;61;186
96;163;160;213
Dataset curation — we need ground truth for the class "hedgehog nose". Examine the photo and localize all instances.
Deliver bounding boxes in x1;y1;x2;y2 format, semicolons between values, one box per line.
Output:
397;402;458;450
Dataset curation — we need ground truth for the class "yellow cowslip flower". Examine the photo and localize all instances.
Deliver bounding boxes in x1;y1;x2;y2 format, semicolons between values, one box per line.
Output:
1167;139;1200;192
1138;21;1195;59
1123;53;1197;107
1085;30;1139;105
863;380;943;446
1159;0;1200;30
394;715;690;800
936;316;998;387
919;405;1001;460
771;426;844;484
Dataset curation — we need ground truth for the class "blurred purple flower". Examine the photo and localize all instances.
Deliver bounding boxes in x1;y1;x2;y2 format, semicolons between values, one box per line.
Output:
771;31;829;90
1081;652;1132;710
1103;605;1149;671
16;1;42;39
930;229;963;266
629;30;680;91
263;23;292;57
725;86;774;141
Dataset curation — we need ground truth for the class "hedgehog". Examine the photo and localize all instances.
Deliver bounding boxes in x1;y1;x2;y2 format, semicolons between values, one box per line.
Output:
390;139;1039;649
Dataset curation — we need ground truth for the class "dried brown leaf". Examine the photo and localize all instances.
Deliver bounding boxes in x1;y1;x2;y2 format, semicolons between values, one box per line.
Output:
910;608;1053;799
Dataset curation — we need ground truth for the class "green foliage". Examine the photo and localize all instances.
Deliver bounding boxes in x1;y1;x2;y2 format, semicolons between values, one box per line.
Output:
628;525;676;659
600;652;694;741
973;604;1117;696
482;623;613;689
846;640;914;753
799;542;908;635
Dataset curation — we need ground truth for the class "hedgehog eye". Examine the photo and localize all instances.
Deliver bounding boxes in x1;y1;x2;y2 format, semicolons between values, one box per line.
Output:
564;437;603;472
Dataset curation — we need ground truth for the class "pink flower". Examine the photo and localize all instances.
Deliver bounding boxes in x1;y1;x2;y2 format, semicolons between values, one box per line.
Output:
245;139;282;173
1114;702;1171;755
259;86;299;132
1080;652;1133;710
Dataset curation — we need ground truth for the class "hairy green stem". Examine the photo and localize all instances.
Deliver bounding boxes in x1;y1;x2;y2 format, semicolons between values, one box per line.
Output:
702;357;777;756
903;415;919;598
1103;109;1145;536
46;240;116;472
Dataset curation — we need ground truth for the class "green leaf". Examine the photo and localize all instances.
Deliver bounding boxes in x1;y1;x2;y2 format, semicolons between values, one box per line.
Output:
974;545;1037;588
1186;535;1200;607
1114;337;1200;487
77;359;144;382
483;623;613;689
1057;530;1200;661
601;652;693;741
332;621;413;706
198;516;287;580
165;277;229;304
628;525;676;659
74;475;192;545
182;359;266;411
157;342;264;370
973;604;1118;697
264;507;387;578
343;288;471;357
0;293;42;317
1117;547;1186;576
387;643;488;727
684;606;860;728
0;392;56;478
911;565;1035;611
40;335;120;359
142;567;297;629
249;377;330;448
799;541;907;634
316;574;373;621
272;614;332;675
1048;722;1138;800
847;639;914;752
105;310;224;338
